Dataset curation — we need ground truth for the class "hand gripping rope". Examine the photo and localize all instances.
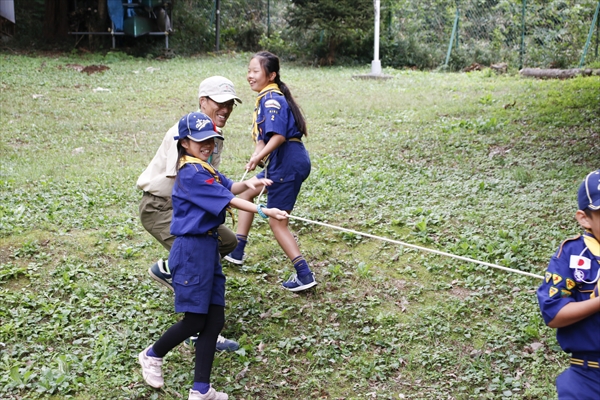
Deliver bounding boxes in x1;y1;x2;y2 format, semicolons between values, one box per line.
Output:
240;169;544;280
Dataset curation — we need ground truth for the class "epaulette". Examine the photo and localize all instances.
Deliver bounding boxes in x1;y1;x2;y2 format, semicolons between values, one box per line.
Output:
556;234;581;258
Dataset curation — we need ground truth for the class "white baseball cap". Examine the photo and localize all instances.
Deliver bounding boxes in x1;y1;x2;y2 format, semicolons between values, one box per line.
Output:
198;76;242;104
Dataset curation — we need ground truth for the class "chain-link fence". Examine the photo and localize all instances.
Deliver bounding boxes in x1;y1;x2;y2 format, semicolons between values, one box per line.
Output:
381;0;600;70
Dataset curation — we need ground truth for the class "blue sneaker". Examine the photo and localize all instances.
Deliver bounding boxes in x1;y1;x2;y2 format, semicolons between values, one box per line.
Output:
282;272;317;292
216;335;240;352
148;259;173;292
185;335;240;352
223;253;244;266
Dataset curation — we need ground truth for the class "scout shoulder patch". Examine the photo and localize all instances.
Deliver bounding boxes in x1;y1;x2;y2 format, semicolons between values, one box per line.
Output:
570;255;591;270
549;287;559;297
560;289;571;298
205;178;215;184
264;99;281;109
566;278;576;290
545;271;552;283
552;273;563;285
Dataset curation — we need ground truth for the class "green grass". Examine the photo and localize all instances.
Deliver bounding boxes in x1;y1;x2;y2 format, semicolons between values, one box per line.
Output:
1;51;599;399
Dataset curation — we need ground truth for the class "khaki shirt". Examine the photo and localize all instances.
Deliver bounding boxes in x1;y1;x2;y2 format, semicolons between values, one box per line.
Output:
136;120;224;198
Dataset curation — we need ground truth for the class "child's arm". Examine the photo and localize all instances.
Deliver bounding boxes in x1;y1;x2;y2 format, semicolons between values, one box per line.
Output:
230;177;273;195
548;296;600;328
229;198;288;220
246;134;285;171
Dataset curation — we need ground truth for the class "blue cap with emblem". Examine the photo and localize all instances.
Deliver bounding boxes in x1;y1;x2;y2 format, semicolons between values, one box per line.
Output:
578;169;600;211
174;112;224;142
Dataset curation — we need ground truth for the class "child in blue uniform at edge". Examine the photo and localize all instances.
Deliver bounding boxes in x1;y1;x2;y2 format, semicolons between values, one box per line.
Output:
223;51;317;292
536;169;600;400
139;112;288;400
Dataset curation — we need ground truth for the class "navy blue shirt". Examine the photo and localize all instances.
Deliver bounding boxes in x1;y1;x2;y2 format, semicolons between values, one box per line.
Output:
171;163;234;236
255;91;310;185
537;233;600;354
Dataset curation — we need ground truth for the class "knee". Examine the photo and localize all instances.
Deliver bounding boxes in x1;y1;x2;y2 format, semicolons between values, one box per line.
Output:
218;229;238;256
183;313;208;333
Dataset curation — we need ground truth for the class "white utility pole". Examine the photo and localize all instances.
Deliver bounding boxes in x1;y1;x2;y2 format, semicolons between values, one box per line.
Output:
371;0;382;75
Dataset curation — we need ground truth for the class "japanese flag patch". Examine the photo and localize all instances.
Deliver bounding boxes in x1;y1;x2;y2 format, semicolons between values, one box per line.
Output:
570;255;591;270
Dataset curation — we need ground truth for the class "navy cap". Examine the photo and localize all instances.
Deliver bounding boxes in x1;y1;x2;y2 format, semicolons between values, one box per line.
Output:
578;169;600;211
174;112;224;142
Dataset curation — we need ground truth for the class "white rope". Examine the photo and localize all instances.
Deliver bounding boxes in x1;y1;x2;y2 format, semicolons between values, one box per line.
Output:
287;215;544;280
235;169;541;279
239;169;249;183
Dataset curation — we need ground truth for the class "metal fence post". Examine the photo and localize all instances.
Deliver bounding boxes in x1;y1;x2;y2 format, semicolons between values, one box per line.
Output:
267;0;271;38
444;5;460;67
579;0;600;67
519;0;526;70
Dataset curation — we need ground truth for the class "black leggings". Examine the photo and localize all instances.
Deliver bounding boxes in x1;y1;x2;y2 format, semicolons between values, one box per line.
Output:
152;305;225;383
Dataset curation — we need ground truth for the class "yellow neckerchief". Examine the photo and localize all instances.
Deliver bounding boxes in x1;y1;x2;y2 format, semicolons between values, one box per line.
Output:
251;83;283;143
583;231;600;257
179;155;235;225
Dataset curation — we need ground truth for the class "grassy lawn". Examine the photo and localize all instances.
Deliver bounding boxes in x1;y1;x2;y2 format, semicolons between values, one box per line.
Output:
1;51;599;399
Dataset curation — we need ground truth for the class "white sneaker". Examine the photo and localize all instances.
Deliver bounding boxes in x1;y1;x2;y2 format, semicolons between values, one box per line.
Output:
138;346;164;388
188;387;229;400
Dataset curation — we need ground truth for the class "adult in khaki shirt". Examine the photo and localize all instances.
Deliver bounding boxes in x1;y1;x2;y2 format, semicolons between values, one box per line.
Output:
136;76;241;352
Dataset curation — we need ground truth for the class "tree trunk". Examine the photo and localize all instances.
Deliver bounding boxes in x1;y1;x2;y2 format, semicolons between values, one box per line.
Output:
519;68;600;79
43;0;69;40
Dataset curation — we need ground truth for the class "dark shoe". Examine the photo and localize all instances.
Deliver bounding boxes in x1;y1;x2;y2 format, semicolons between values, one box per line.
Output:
223;253;244;266
185;334;240;352
148;259;173;292
282;272;317;292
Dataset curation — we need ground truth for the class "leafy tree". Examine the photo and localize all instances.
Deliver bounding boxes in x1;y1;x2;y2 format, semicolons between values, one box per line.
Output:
287;0;373;64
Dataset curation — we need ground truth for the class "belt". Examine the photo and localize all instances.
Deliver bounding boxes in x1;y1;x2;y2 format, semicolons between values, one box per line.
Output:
570;358;600;368
289;138;302;143
181;230;216;237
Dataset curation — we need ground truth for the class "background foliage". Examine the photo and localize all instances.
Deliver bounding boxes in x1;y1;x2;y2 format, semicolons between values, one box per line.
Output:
4;0;600;69
0;52;599;399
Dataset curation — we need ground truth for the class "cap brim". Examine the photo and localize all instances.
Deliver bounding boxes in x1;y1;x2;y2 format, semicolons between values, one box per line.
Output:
208;94;242;104
187;132;224;142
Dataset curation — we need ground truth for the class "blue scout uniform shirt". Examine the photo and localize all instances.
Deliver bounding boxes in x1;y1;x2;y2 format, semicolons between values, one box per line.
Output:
537;232;600;354
171;162;235;236
255;91;310;184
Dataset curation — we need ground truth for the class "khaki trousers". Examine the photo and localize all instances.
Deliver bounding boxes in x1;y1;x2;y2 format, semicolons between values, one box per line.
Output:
139;192;237;257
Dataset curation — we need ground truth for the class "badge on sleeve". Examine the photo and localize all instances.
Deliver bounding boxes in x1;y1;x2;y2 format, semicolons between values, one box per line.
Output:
552;273;563;285
570;255;591;270
566;278;576;290
545;271;552;283
549;287;559;297
560;289;571;298
265;99;281;109
570;255;591;282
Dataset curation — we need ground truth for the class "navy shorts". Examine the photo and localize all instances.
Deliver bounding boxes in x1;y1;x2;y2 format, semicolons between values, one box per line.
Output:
168;233;225;314
256;176;305;211
556;365;600;399
256;142;310;211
